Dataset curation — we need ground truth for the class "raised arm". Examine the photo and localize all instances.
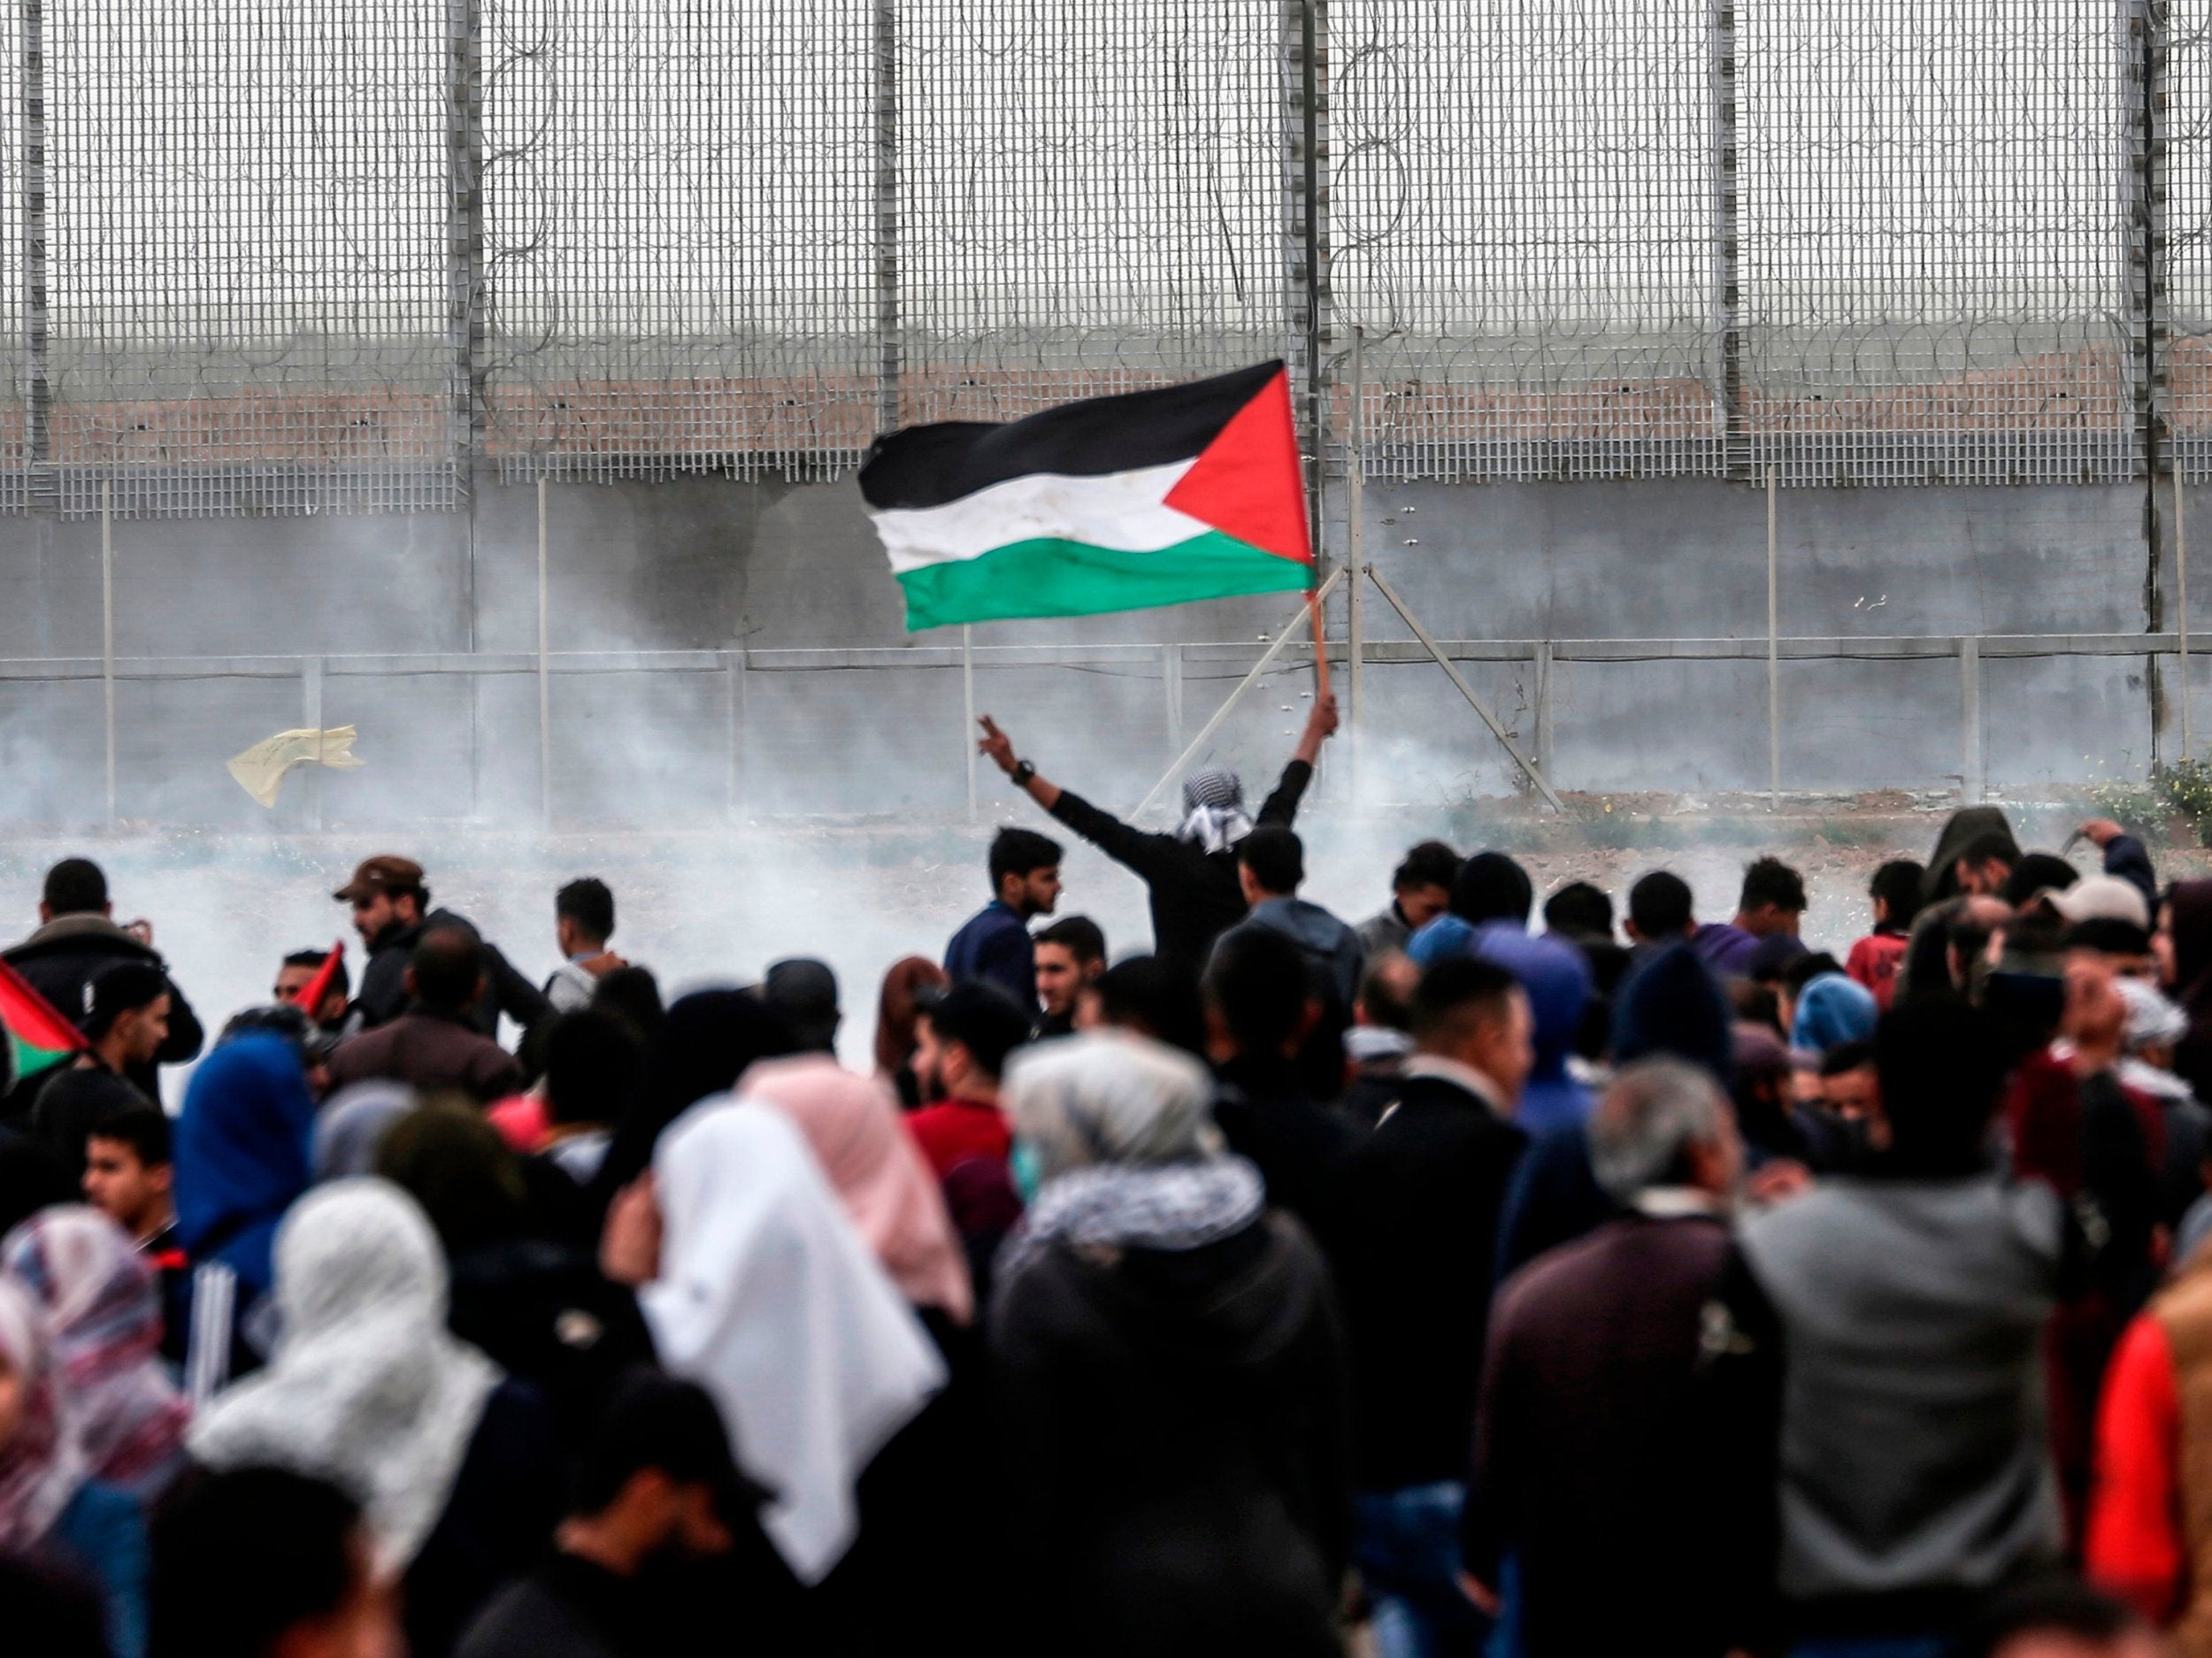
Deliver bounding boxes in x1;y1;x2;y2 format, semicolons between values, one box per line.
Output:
1256;692;1339;826
977;714;1179;879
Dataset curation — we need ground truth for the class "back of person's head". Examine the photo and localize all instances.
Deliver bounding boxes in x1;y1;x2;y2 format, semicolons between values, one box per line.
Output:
1960;830;2023;872
1236;825;1304;895
1953;1576;2155;1658
988;826;1063;890
544;1009;645;1131
1588;1058;1732;1203
42;858;107;917
373;1100;528;1256
874;956;949;1074
1409;956;1520;1050
408;926;484;1015
1203;925;1313;1057
1613;944;1733;1081
1781;951;1847;998
1543;880;1614;940
283;948;350;1002
1628;870;1695;940
1738;856;1807;917
1875;1001;2008;1177
1394;840;1461;894
1869;859;1926;931
1449;851;1533;927
1093;956;1207;1056
592;963;665;1047
2004;851;2079;910
150;1465;377;1658
1034;915;1106;968
1819;1038;1875;1079
1357;952;1420;1032
81;960;168;1039
572;1366;758;1523
763;958;841;1053
919;981;1031;1081
91;1105;172;1170
557;876;617;944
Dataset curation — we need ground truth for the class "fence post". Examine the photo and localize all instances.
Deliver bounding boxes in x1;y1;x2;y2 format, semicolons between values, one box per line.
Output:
536;476;552;825
445;0;485;491
962;626;976;820
1533;640;1555;784
20;0;50;510
1162;643;1184;763
724;650;747;821
1959;636;1985;804
101;480;114;828
2128;0;2171;760
302;656;325;833
872;0;901;434
1284;0;1331;541
1709;0;1744;479
1765;466;1780;809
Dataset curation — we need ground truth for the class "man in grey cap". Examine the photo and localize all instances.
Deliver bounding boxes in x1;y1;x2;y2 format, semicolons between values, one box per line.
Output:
335;855;549;1040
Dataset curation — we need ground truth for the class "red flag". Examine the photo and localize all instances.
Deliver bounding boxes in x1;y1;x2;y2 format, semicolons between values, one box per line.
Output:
292;941;347;1017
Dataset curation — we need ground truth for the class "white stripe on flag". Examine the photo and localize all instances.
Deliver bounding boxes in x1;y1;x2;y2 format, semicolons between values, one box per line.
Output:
869;460;1206;572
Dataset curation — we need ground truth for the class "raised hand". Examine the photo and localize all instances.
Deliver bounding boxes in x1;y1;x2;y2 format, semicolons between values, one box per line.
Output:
978;714;1019;774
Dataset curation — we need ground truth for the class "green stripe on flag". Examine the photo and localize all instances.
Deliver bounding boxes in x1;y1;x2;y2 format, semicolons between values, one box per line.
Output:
896;533;1310;632
9;1032;70;1085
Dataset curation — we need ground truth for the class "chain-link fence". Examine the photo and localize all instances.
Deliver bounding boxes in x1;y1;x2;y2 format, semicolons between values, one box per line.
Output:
0;0;2207;514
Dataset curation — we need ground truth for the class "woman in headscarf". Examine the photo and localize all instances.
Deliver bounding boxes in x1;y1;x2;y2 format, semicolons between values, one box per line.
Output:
169;1033;319;1401
0;1276;150;1658
1;1208;188;1501
187;1178;561;1658
988;1032;1350;1658
874;956;949;1110
601;1101;944;1594
738;1055;972;1327
373;1101;653;1455
309;1079;417;1183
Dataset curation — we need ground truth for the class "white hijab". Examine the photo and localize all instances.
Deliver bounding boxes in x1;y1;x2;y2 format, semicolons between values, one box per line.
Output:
641;1100;944;1585
187;1179;501;1575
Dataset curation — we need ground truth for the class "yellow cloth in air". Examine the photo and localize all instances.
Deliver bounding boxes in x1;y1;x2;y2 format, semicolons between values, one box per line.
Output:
227;726;365;808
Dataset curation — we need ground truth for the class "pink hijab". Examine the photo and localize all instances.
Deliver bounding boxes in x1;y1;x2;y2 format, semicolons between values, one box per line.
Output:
738;1055;974;1326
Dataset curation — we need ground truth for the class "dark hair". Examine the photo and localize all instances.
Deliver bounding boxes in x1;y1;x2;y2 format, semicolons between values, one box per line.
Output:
557;877;617;944
591;964;665;1047
1958;831;2022;871
375;1101;528;1256
918;981;1031;1080
763;959;841;1053
1739;856;1808;915
1781;952;1847;997
2004;852;2078;909
988;827;1063;890
1202;925;1313;1057
1869;859;1925;931
1730;979;1785;1037
1818;1039;1875;1078
1542;880;1614;940
150;1465;364;1658
1033;915;1106;967
1628;871;1694;939
409;926;485;1015
88;1106;172;1169
81;961;169;1038
42;858;107;917
1952;1576;2145;1658
1356;954;1417;1031
572;1368;760;1523
1876;1001;2008;1177
1393;840;1461;894
282;948;349;1001
544;1009;646;1131
1449;851;1533;926
1237;825;1304;894
1093;956;1206;1056
1409;957;1521;1042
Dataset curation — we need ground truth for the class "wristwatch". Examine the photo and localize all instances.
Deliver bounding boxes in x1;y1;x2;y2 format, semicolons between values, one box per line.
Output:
1011;759;1036;786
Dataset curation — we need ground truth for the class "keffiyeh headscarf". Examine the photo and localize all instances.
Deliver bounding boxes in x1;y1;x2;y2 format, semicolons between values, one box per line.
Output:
998;1032;1265;1280
2;1206;188;1497
1176;767;1253;855
0;1276;88;1554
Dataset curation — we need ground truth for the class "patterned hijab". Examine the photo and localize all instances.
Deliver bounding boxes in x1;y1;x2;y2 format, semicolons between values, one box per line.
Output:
0;1275;88;1554
1176;767;1253;855
2;1207;188;1498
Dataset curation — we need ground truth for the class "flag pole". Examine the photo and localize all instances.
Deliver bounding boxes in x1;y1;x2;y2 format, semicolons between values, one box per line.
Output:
1305;582;1332;702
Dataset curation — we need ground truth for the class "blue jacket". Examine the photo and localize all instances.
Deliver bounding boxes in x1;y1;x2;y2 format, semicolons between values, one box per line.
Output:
1472;927;1594;1140
945;902;1037;1012
173;1034;318;1297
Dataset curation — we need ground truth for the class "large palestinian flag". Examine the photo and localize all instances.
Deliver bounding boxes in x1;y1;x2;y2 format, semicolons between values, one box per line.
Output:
859;363;1314;632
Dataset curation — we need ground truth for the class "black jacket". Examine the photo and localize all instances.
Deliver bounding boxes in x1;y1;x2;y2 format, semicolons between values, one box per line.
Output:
1333;1068;1527;1491
357;910;549;1040
1048;760;1312;978
989;1213;1352;1658
1211;1055;1357;1248
2;915;204;1103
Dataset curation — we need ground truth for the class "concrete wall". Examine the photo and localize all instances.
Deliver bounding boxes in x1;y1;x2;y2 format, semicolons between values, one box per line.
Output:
0;472;2196;828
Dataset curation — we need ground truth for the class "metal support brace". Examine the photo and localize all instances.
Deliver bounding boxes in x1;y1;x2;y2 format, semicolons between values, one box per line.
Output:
1133;570;1344;819
1366;569;1565;812
1959;636;1985;804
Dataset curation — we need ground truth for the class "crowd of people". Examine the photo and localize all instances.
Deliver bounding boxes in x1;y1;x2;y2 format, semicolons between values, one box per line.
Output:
0;692;2205;1657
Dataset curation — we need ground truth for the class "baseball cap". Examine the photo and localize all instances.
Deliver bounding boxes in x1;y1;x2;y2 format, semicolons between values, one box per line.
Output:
2047;875;2151;932
333;856;426;904
81;961;169;1038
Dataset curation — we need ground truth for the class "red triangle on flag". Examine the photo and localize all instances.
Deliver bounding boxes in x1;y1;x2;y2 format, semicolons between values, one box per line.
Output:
1163;368;1313;565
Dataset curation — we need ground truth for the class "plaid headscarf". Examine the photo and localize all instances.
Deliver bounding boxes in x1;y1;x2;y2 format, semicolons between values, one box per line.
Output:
1176;767;1253;854
0;1275;88;1554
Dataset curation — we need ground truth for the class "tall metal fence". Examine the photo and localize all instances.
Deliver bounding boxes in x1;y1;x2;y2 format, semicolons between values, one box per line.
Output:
0;0;2207;517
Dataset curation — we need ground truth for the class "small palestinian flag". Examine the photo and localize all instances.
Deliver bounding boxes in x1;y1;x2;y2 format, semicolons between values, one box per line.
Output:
860;362;1314;632
0;957;82;1086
